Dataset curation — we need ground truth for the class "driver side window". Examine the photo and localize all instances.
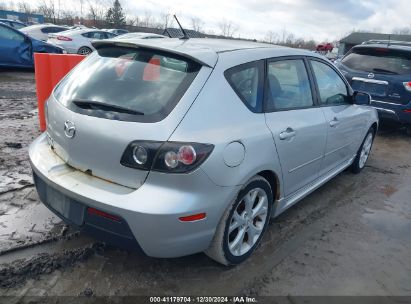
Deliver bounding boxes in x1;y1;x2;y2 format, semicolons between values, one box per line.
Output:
0;25;24;41
311;60;349;105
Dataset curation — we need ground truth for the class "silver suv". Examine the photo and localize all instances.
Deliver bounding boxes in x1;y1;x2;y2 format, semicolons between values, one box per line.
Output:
29;38;378;265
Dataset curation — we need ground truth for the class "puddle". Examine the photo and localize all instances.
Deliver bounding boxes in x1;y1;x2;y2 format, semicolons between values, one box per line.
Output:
363;177;411;241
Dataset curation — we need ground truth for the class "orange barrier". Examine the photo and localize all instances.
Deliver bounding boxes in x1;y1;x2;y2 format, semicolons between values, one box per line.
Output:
34;53;85;132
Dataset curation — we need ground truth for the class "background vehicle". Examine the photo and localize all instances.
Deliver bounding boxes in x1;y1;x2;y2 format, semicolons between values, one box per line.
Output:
317;42;334;52
336;40;411;132
0;22;64;68
0;18;26;29
47;29;117;55
114;32;167;40
105;28;129;36
20;24;68;41
29;38;378;265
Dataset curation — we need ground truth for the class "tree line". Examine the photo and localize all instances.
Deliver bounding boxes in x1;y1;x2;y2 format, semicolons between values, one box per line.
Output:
1;0;342;49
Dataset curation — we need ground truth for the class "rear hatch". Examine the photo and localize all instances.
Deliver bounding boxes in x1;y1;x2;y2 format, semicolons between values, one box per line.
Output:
46;44;210;189
339;46;411;105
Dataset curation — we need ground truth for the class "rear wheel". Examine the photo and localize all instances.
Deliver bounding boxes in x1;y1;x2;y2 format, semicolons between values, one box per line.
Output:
77;46;92;55
351;128;375;173
205;176;272;266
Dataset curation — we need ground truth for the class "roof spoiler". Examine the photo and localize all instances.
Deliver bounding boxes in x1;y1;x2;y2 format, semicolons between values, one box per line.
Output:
91;40;216;68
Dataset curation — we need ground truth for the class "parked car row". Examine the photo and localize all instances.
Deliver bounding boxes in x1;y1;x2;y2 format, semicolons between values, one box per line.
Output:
0;22;64;68
0;19;167;68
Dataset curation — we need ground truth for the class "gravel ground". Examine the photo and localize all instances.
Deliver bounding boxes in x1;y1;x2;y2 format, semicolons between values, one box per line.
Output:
0;70;410;299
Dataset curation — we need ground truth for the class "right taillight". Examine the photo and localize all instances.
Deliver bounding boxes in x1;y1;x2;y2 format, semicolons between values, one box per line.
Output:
120;141;214;173
403;82;411;92
56;35;72;41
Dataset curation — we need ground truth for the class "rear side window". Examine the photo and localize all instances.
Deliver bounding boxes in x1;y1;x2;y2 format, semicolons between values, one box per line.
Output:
342;47;411;75
225;61;263;113
54;46;201;122
265;59;313;111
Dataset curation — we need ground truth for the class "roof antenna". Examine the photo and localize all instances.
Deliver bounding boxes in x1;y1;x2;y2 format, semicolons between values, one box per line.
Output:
173;15;190;40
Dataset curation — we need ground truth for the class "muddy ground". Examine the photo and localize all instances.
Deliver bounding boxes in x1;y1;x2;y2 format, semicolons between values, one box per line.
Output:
0;70;410;299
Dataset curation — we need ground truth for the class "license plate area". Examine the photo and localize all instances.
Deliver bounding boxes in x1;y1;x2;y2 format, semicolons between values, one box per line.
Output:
351;80;388;97
46;186;85;226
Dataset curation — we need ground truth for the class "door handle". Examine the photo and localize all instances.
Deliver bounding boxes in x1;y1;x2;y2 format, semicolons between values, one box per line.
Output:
329;117;340;127
279;128;296;140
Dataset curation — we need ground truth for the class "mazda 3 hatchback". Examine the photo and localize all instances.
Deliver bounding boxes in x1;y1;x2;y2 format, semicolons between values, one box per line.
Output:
30;38;378;265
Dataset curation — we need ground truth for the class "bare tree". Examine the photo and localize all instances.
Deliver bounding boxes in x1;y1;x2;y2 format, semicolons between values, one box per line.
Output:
141;10;154;27
87;0;108;27
218;19;238;37
264;30;279;44
17;1;33;22
159;11;173;29
37;0;57;23
190;16;204;33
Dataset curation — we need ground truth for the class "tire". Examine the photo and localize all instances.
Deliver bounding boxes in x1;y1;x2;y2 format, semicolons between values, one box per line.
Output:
351;127;375;174
77;46;92;55
205;176;273;266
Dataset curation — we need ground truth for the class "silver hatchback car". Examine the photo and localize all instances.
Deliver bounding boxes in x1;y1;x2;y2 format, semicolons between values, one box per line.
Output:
29;38;378;265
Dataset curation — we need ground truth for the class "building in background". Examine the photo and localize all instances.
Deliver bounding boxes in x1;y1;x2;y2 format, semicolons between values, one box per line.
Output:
0;9;44;24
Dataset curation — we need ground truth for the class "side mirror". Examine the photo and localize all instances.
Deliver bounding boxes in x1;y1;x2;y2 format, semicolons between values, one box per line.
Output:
353;91;371;105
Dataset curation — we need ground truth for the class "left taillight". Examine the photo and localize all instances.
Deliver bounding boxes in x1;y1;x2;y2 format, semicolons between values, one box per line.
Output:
56;35;72;41
120;141;214;173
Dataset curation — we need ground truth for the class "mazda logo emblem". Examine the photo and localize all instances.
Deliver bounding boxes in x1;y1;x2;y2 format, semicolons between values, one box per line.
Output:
367;73;375;79
64;121;76;139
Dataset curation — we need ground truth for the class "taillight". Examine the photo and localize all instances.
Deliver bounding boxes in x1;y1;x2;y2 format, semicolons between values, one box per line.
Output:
403;82;411;92
404;109;411;113
120;141;214;173
56;35;72;41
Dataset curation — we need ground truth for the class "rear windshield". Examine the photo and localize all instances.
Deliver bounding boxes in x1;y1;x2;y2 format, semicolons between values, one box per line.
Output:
341;47;411;75
54;46;201;122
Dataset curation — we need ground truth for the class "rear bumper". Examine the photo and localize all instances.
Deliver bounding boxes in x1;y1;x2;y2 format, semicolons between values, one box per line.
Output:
29;133;240;258
371;100;411;124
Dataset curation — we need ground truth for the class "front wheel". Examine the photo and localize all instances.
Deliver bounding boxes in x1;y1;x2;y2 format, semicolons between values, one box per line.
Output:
205;176;272;266
351;128;375;173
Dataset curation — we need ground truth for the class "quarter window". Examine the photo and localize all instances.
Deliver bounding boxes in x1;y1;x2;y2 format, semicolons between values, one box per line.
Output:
225;61;263;112
266;59;313;111
311;60;349;105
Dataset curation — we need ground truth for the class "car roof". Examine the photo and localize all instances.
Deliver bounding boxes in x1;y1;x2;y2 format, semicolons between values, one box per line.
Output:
0;18;25;24
93;38;304;67
353;43;411;52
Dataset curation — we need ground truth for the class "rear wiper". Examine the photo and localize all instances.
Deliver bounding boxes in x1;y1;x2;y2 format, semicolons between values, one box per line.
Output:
72;99;144;116
372;68;398;75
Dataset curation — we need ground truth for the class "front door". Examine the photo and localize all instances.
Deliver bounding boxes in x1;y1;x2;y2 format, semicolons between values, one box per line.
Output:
309;59;363;176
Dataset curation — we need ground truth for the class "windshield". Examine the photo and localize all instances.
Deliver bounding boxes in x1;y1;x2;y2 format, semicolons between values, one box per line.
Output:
54;46;201;122
341;47;411;75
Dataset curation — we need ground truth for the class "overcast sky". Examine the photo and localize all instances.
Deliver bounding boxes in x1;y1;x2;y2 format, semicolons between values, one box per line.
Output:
3;0;411;41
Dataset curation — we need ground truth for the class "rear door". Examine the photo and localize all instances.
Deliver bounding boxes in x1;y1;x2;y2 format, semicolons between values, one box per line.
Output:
264;57;327;197
0;24;32;67
309;59;364;175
